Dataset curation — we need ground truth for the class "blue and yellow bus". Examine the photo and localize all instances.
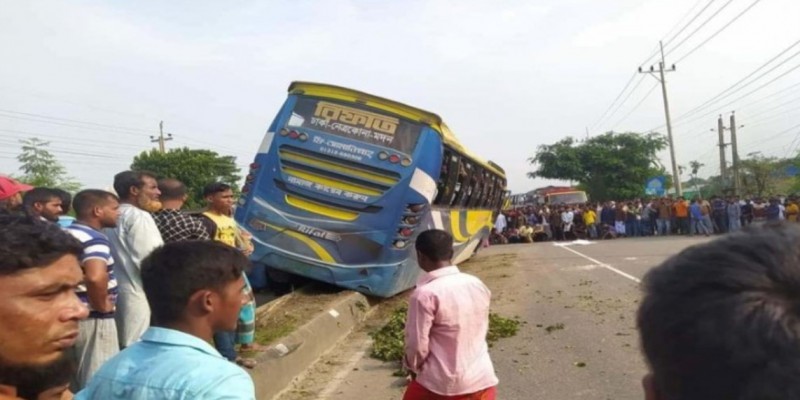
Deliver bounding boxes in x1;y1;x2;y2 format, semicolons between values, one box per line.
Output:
235;82;506;297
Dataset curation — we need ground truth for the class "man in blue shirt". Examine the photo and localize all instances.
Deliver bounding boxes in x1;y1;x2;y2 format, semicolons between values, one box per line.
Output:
690;198;710;237
77;241;256;399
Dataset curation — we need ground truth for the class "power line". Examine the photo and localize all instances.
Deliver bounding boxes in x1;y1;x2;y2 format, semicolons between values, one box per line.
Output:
676;61;800;129
673;0;763;64
738;81;800;110
0;113;151;138
596;75;648;133
609;81;660;130
676;41;800;123
639;0;711;67
0;128;154;151
659;0;718;58
664;45;800;131
664;0;735;58
739;122;800;150
588;72;638;132
0;109;152;135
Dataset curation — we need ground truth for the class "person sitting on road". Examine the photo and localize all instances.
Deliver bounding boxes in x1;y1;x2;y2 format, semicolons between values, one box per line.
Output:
77;241;256;399
489;228;508;245
519;224;534;243
638;222;800;400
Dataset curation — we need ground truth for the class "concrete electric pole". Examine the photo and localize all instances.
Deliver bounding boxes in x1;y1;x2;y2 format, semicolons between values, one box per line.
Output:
711;113;743;195
717;115;727;185
640;41;681;196
730;112;741;196
150;120;173;153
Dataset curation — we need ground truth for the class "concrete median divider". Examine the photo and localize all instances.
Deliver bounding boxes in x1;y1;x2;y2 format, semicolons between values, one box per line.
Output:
248;290;371;400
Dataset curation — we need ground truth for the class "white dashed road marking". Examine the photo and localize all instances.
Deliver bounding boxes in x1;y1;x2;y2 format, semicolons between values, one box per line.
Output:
556;245;642;284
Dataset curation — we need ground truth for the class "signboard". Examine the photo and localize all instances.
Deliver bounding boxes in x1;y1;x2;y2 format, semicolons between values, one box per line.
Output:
289;97;422;154
645;176;666;196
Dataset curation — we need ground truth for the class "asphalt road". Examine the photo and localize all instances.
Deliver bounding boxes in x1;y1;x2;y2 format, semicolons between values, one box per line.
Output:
277;235;713;400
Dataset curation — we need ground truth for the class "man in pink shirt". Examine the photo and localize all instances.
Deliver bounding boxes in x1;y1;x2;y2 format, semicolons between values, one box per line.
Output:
403;230;499;400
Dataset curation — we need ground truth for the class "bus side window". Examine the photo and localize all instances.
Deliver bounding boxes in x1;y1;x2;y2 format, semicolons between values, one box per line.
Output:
479;171;491;208
486;175;496;208
436;152;461;206
455;162;474;208
492;180;502;209
466;166;484;209
449;158;464;207
433;150;451;205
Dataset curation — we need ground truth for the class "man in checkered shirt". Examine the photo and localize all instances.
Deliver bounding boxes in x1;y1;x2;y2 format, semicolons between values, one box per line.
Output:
152;179;210;243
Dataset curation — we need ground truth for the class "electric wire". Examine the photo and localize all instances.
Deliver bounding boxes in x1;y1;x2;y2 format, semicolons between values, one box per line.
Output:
664;0;735;58
673;0;763;64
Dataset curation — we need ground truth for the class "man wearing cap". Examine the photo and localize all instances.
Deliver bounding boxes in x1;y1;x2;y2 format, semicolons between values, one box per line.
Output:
0;177;33;216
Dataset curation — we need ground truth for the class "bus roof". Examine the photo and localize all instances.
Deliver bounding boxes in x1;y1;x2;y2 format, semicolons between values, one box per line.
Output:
288;81;506;178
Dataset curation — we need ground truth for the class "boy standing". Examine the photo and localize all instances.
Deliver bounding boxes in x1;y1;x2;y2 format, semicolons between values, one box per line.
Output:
76;241;255;399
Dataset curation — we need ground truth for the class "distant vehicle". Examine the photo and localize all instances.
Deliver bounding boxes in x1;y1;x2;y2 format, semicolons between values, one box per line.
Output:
543;190;588;206
235;82;506;297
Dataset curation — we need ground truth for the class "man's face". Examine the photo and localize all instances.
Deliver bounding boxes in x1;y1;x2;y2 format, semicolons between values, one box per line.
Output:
34;198;63;222
211;275;246;332
98;198;121;229
207;189;235;214
0;255;87;368
7;192;23;208
133;176;162;212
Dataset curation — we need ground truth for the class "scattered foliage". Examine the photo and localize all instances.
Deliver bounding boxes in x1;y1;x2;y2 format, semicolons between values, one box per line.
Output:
369;308;523;364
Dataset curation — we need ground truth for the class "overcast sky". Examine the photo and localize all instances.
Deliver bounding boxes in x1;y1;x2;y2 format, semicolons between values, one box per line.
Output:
1;0;799;193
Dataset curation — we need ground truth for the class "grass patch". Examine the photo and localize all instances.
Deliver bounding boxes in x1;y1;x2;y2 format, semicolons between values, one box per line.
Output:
254;314;298;345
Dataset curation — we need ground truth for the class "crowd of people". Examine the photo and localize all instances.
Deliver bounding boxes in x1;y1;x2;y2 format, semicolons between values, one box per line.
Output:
6;171;800;400
0;173;261;398
491;195;800;244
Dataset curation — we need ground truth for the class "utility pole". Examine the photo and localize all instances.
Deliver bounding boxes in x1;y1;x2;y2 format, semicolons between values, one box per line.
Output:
150;120;173;153
640;41;681;196
730;112;741;196
717;115;727;185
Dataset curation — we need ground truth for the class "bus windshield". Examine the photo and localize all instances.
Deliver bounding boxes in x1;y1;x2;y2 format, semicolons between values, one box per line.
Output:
547;191;587;205
287;97;423;154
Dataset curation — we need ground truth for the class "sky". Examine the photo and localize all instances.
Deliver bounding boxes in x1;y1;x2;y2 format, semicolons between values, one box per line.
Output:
1;0;799;193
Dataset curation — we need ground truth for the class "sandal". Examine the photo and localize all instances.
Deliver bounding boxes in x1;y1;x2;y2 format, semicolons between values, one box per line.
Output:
235;356;257;369
240;343;268;352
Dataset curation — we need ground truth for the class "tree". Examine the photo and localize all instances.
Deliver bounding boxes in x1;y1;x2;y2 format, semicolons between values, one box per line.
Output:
740;155;786;197
528;132;668;201
16;138;81;191
688;160;705;196
131;147;242;210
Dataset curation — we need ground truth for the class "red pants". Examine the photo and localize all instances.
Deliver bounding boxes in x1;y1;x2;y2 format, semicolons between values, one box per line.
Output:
402;380;497;400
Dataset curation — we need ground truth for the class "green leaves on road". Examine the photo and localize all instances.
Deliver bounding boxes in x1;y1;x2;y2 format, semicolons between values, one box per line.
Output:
369;307;523;364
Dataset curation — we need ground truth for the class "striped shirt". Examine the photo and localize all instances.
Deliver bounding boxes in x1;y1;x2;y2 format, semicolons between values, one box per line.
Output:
65;222;118;319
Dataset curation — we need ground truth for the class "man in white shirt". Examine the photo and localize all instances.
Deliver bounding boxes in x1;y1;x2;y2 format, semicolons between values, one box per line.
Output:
105;171;164;348
494;212;507;233
561;207;575;238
